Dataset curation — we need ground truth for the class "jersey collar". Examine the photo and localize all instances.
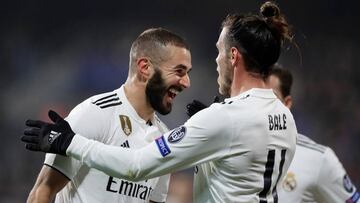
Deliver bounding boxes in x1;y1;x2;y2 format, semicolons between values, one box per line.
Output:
225;88;276;102
116;85;154;125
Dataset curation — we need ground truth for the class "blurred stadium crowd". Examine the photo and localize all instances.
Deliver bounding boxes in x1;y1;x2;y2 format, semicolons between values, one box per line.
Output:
0;0;359;202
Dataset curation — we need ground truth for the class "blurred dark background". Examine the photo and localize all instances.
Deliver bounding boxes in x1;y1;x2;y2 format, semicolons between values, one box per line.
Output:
1;0;359;202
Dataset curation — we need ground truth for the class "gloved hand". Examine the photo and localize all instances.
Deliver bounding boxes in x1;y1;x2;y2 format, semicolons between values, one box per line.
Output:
21;110;75;155
186;96;220;117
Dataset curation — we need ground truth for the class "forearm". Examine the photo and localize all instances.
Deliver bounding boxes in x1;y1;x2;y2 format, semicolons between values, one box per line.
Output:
67;134;159;181
66;113;231;182
27;186;56;203
27;165;69;203
67;134;203;181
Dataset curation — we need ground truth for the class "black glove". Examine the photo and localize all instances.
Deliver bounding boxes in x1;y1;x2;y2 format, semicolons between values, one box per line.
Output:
186;96;220;117
21;110;75;155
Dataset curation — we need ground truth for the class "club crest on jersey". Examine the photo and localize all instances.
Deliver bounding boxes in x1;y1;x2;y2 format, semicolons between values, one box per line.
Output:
282;171;297;192
343;174;354;193
168;126;186;143
119;115;132;136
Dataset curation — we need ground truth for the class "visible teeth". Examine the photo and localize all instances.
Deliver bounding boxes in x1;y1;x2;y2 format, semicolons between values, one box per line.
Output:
169;88;179;95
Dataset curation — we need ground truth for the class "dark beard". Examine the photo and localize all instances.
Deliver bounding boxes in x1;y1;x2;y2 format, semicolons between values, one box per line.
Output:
145;69;172;115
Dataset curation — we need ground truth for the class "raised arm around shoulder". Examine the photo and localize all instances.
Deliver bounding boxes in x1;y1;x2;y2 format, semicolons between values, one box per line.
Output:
27;165;69;203
67;104;233;181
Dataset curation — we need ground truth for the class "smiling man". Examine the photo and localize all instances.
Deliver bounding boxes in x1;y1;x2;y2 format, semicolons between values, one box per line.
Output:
25;28;192;203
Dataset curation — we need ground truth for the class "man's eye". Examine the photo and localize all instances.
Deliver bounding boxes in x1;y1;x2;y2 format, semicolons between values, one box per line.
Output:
176;69;185;75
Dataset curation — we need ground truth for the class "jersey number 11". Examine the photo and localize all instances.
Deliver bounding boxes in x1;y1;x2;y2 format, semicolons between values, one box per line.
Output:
259;149;287;203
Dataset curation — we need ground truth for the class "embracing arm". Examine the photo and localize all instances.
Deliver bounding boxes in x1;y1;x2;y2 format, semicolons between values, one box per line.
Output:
67;106;232;181
22;105;232;182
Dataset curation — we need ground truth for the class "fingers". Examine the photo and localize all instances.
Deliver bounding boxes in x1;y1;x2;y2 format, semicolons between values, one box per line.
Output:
192;100;203;106
25;143;40;151
186;104;198;112
213;96;220;103
21;134;40;144
48;110;64;123
193;100;207;109
186;100;207;117
22;127;40;144
25;120;48;128
186;105;198;117
24;127;40;136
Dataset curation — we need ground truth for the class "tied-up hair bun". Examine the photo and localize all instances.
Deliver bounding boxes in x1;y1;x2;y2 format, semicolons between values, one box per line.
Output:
260;1;280;19
259;1;292;42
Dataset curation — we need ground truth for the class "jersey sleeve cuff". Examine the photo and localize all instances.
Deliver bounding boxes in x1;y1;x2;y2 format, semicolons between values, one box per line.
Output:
67;134;91;161
44;163;71;180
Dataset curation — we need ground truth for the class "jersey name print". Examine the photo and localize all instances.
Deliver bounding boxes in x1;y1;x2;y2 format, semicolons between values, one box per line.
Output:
268;114;287;131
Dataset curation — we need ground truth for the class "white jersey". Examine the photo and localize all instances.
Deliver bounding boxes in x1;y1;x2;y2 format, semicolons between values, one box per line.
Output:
66;88;298;203
278;134;359;203
44;85;170;203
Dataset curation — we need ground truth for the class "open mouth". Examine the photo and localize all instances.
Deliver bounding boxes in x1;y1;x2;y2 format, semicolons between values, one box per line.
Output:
167;87;180;100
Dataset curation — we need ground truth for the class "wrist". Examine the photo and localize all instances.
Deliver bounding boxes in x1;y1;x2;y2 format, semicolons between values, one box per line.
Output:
66;134;90;160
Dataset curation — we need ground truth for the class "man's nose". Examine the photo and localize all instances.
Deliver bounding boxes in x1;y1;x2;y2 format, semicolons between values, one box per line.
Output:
180;74;190;89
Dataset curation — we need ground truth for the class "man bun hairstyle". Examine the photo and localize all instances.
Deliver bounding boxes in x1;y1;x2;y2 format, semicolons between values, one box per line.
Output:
222;1;292;78
260;1;292;42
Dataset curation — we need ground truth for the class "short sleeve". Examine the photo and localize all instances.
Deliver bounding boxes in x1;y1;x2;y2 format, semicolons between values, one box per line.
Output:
44;100;108;179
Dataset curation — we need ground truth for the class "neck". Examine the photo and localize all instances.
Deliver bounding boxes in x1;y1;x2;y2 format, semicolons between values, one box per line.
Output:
230;71;266;97
124;78;154;122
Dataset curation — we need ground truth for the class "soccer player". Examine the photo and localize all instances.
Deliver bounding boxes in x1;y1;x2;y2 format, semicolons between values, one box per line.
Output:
22;2;298;202
266;66;359;203
24;28;192;203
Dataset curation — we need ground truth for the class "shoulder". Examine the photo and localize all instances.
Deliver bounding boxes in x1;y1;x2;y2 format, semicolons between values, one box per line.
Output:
66;89;124;135
87;89;123;110
320;145;346;174
192;101;232;120
154;114;170;133
296;135;345;176
296;134;327;154
72;89;124;116
184;102;232;136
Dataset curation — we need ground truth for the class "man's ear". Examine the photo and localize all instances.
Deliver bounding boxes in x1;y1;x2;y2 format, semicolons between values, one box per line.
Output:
230;47;241;66
136;58;152;81
284;95;293;109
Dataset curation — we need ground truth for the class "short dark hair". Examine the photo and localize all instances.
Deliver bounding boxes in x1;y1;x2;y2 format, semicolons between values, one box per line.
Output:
129;28;189;75
221;1;292;78
270;64;293;97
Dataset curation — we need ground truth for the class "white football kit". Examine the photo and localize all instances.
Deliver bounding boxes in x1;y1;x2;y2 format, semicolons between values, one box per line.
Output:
44;85;170;203
66;88;298;203
278;134;359;203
